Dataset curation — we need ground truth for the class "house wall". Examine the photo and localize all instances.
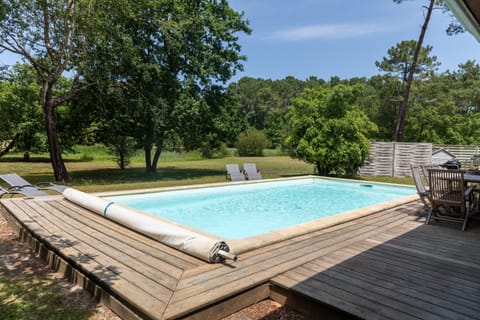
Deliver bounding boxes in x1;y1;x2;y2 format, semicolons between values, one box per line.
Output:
431;152;454;165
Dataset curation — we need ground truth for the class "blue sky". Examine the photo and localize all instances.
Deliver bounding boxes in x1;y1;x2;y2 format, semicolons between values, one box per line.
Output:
1;1;478;82
228;0;480;81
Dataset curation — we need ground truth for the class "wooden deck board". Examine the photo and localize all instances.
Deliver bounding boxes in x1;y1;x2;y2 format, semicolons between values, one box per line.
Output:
309;255;480;318
325;244;480;303
5;200;168;319
37;201;184;286
278;266;430;320
310;251;480;316
176;209;411;290
348;242;480;287
273;213;480;320
10;200;172;318
52;199;203;269
2;195;479;320
164;210;417;318
22;200;178;295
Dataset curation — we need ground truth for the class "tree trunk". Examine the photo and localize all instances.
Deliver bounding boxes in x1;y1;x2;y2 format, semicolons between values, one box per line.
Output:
0;134;17;157
118;144;125;170
149;135;165;173
394;0;435;142
145;146;152;172
44;103;71;182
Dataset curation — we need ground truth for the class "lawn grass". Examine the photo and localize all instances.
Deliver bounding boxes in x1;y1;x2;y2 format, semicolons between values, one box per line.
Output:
0;147;413;192
0;147;315;192
0;272;94;320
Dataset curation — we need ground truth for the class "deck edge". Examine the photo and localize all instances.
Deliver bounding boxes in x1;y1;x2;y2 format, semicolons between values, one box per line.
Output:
0;202;144;320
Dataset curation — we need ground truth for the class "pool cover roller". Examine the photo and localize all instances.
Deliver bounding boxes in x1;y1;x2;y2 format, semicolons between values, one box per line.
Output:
62;188;236;263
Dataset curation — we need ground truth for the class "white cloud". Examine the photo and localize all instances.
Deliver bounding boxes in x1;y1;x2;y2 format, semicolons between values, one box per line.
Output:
272;23;387;41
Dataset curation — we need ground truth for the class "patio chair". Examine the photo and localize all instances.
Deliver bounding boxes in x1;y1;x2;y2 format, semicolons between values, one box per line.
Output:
410;165;430;210
243;163;262;180
0;186;29;198
0;186;12;198
421;164;441;185
0;173;67;196
225;164;245;181
426;168;473;231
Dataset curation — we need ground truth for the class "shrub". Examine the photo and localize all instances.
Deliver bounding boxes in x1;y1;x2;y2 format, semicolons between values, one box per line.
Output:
235;128;270;156
106;136;137;170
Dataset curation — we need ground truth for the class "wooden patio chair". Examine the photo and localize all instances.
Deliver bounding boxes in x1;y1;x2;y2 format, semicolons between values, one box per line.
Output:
426;168;474;231
421;164;440;185
410;165;431;210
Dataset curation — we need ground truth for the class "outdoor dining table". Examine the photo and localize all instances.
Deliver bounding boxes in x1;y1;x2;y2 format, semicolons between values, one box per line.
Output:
463;171;480;214
464;172;480;183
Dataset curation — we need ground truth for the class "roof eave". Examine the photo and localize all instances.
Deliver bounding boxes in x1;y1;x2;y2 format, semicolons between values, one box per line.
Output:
445;0;480;43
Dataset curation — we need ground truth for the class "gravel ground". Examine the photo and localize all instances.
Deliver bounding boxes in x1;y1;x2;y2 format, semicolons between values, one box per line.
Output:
0;213;121;320
221;300;306;320
1;213;305;320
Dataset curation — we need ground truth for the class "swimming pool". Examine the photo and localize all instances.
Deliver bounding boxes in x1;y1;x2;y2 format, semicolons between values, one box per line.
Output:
105;177;416;241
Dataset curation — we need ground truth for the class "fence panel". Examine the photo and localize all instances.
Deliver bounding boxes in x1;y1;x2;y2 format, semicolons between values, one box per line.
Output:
358;142;394;176
393;142;432;177
359;142;431;177
433;144;480;167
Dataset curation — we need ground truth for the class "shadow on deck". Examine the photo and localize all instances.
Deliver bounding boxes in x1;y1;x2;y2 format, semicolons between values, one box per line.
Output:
272;213;480;320
1;197;479;320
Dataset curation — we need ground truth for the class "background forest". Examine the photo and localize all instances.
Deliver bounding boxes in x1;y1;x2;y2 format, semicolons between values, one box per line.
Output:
2;53;480;172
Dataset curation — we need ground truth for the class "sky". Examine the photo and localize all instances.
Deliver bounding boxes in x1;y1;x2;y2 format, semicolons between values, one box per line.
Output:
0;0;478;82
228;0;480;81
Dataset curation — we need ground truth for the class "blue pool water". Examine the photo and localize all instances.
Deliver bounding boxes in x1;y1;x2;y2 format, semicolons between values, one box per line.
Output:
105;178;415;239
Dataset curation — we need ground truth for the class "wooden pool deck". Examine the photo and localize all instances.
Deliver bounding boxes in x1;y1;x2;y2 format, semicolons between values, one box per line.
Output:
1;196;479;320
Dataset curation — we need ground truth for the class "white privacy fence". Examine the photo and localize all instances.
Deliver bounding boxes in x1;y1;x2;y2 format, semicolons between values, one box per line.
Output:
434;144;480;166
359;142;480;177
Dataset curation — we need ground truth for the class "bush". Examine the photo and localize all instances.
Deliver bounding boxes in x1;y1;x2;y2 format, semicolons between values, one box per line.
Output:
235;128;270;156
106;136;137;170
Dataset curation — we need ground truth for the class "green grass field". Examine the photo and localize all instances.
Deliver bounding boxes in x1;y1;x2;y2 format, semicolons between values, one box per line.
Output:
0;145;413;192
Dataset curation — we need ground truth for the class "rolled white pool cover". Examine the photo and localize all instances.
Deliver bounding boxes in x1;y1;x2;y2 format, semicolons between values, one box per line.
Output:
62;188;236;263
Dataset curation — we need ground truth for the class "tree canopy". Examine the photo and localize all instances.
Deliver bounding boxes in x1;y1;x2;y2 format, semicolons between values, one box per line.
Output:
0;0;250;179
286;84;377;176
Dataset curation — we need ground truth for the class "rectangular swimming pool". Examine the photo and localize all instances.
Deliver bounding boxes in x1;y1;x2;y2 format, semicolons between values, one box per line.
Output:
105;177;416;240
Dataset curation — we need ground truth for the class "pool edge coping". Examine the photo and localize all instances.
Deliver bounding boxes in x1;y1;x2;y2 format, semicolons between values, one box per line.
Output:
228;193;419;254
92;175;418;255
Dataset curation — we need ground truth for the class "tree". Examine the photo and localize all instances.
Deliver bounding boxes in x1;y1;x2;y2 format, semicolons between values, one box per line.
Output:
145;1;250;172
0;64;44;159
403;73;459;143
389;0;435;141
376;36;440;141
395;60;480;144
84;0;251;172
286;85;377;176
375;40;440;82
358;75;403;140
0;0;120;181
0;1;250;177
0;0;109;181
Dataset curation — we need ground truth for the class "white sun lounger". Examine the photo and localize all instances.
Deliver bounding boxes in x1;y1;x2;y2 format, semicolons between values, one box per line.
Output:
243;163;262;180
226;164;245;181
